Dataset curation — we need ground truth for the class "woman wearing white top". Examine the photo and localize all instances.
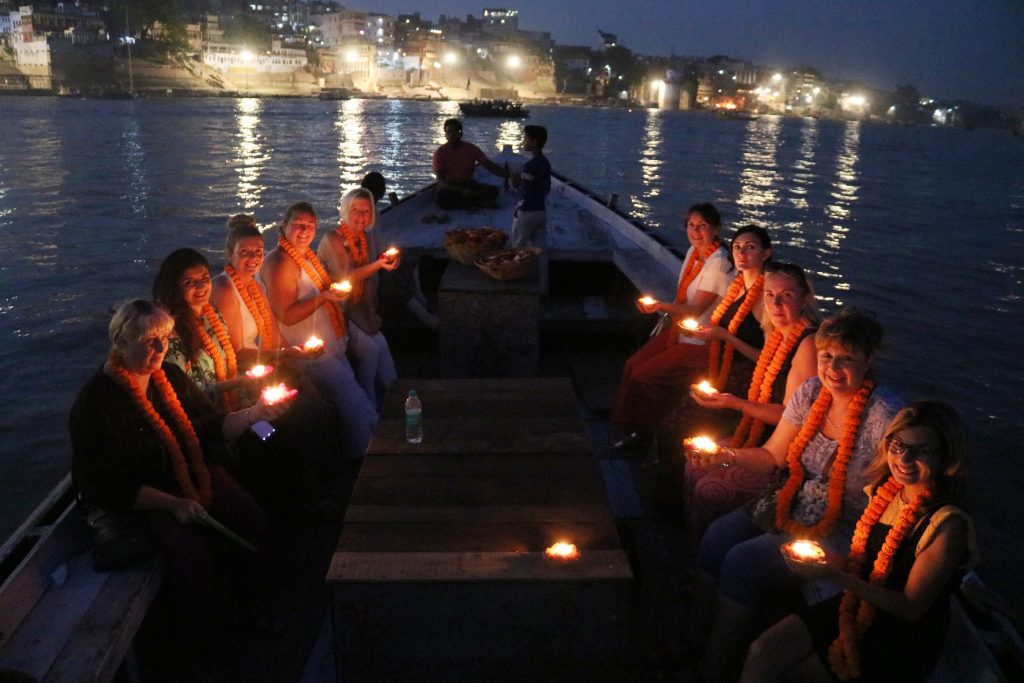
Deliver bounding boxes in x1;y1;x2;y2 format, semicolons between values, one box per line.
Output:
610;203;734;450
262;202;377;459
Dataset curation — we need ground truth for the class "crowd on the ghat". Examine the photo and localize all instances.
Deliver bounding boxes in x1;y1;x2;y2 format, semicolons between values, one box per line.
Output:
611;202;977;682
65;113;974;682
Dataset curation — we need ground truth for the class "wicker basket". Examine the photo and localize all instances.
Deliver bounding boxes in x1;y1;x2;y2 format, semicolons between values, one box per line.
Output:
475;247;543;281
444;228;509;265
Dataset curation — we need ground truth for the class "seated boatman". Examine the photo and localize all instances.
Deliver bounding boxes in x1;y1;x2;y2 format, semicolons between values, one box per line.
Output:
432;118;510;210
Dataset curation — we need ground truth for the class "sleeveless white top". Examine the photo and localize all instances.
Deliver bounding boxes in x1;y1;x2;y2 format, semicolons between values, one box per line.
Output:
228;276;260;349
277;267;347;354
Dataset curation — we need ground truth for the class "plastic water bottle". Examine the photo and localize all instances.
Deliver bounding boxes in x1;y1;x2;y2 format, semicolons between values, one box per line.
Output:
404;389;423;444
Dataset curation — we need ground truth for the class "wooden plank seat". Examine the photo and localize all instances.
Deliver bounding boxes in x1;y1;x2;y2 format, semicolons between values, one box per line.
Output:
0;476;162;683
329;378;634;681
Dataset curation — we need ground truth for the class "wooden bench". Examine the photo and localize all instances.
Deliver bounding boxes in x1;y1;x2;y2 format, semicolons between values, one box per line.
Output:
328;378;634;681
0;476;162;683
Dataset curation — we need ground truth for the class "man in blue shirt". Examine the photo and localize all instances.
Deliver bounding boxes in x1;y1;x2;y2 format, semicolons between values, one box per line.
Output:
510;125;551;247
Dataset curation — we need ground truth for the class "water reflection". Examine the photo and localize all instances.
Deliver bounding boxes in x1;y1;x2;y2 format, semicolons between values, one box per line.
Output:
336;99;367;193
496;120;523;152
631;108;664;227
432;100;461;145
234;98;268;210
817;121;862;304
789;118;818;210
736;116;782;222
0;154;11;228
119;116;149;218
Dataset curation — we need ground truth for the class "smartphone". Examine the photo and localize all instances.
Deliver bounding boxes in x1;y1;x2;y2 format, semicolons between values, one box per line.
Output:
250;420;276;441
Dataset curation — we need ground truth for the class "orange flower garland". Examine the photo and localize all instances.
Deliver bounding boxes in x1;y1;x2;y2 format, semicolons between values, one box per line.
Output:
674;242;721;304
108;359;213;508
707;273;765;388
774;378;875;539
340;222;369;266
828;479;931;680
191;304;238;410
225;264;277;351
277;236;346;340
728;319;812;447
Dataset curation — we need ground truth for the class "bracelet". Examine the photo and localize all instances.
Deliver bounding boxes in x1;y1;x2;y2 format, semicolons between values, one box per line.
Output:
719;447;738;468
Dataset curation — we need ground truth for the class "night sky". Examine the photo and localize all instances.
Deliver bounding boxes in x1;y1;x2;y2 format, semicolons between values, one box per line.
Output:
368;1;1024;106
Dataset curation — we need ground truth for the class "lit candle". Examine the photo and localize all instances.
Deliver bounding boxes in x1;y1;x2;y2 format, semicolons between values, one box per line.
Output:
383;247;399;259
261;382;297;406
303;335;324;352
694;380;718;396
783;540;826;564
245;364;274;380
544;542;580;562
680;318;700;331
331;279;353;294
638;296;656;306
684;435;719;454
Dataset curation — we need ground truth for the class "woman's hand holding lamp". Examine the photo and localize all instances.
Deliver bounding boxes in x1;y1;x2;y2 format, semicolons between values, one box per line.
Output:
683;436;737;468
781;540;828;572
330;279;353;295
693;380;717;397
679;318;701;335
261;383;297;406
245;364;274;380
637;296;658;314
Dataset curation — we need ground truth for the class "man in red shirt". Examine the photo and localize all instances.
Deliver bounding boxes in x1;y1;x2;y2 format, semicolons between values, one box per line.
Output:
432;118;509;209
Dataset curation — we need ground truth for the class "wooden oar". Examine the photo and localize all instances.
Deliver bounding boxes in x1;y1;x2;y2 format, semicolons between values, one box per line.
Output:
196;510;257;553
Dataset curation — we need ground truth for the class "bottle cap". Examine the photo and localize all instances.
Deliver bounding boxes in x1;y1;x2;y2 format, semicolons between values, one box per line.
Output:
409;389;417;397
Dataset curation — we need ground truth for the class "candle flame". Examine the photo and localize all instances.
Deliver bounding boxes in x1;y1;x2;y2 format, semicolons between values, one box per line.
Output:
638;296;656;306
545;542;580;561
261;383;295;406
384;247;399;257
331;279;353;294
303;336;324;351
786;540;826;562
245;364;273;379
685;436;719;453
696;380;717;395
681;318;700;331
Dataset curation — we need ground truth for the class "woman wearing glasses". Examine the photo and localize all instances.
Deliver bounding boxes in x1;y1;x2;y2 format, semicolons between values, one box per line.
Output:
685;308;902;682
684;262;820;543
742;401;976;683
70;300;292;673
610;212;758;452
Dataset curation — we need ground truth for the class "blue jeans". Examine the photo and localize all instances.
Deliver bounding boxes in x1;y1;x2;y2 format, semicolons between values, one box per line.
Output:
306;351;377;458
697;508;793;606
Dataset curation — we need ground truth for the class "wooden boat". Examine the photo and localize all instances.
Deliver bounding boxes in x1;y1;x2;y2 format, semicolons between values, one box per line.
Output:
318;88;351;101
458;99;530;118
1;153;1021;681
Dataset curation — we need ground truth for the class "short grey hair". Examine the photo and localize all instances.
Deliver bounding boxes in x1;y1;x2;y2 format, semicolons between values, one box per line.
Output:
338;187;376;231
108;299;174;360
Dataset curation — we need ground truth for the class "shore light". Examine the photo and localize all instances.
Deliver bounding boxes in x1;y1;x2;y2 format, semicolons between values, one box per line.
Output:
506;54;521;69
443;52;458;65
345;50;359;63
771;73;782;82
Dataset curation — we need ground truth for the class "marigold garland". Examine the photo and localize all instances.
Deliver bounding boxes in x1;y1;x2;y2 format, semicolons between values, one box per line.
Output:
674;242;721;304
191;303;239;411
108;358;213;508
774;378;876;538
277;236;346;340
707;273;765;388
225;264;277;351
827;478;931;680
340;222;369;265
728;319;812;448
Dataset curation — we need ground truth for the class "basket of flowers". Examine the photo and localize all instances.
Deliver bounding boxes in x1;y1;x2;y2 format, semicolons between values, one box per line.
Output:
443;227;509;265
475;247;543;281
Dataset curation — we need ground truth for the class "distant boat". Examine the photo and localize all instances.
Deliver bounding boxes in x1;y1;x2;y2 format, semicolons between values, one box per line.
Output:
318;88;351;101
458;99;529;118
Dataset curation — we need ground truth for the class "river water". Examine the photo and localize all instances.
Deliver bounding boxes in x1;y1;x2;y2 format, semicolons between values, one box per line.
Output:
1;97;1022;612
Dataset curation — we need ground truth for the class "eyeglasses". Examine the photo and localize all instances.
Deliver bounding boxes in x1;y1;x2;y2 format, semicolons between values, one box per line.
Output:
138;333;171;351
886;435;937;461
